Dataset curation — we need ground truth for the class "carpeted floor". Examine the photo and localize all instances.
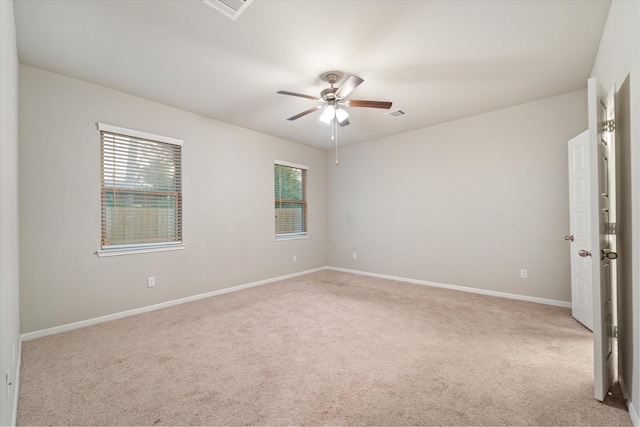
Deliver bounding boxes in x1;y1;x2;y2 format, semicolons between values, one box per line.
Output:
17;270;631;425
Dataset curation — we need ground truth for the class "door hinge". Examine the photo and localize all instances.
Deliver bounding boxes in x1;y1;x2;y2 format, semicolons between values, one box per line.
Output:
605;222;617;235
602;119;615;133
613;325;618;339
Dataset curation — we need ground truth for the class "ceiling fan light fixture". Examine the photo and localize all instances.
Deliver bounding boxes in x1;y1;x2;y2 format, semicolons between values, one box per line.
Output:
336;108;349;123
319;106;336;124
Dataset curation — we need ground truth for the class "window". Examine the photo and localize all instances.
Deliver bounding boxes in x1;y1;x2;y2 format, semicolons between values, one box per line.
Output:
98;123;183;255
274;160;308;238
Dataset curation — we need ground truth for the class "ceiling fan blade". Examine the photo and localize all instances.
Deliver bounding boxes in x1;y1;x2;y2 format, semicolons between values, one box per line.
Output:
286;106;323;121
335;75;364;99
346;100;393;109
277;90;321;101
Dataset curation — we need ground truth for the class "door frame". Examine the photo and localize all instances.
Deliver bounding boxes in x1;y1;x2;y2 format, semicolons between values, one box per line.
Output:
587;77;617;402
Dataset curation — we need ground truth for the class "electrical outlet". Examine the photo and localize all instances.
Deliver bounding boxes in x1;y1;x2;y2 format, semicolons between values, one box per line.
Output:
353;253;357;260
293;255;297;262
147;276;156;287
520;269;528;279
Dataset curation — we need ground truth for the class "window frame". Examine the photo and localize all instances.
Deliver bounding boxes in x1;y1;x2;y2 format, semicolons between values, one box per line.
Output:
96;123;184;257
274;160;309;240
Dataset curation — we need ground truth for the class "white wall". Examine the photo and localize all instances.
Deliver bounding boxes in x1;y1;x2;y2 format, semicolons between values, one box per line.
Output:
0;0;21;424
327;90;587;303
590;0;640;422
19;65;327;334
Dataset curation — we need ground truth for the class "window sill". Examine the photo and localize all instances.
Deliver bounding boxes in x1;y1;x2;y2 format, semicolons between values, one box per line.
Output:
274;235;309;242
96;244;185;257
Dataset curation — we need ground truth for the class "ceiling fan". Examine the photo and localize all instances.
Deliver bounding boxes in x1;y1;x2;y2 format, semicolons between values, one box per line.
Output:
277;71;392;126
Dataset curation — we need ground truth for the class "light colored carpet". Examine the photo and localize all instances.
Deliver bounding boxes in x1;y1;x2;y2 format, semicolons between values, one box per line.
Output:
17;270;631;426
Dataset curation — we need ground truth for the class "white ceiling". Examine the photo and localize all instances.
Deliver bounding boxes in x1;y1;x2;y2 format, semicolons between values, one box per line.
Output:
14;0;611;150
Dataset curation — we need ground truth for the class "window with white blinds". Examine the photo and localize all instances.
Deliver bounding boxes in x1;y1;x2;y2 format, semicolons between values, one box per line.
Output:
99;123;182;252
274;161;308;238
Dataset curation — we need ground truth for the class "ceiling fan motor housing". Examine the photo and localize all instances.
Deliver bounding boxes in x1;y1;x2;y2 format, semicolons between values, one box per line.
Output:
321;87;338;101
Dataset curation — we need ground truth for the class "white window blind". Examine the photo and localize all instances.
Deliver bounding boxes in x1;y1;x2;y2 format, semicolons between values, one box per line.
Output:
274;161;308;238
99;123;182;251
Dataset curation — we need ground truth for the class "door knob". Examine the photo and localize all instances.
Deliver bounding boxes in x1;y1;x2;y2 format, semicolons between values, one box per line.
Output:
564;235;574;241
601;249;618;260
578;250;592;257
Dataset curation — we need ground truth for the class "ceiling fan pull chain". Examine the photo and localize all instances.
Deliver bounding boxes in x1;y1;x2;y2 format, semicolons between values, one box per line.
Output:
335;118;339;166
331;117;335;141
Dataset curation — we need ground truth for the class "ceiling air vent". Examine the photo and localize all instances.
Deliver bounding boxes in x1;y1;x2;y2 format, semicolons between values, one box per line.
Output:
384;109;407;119
203;0;253;20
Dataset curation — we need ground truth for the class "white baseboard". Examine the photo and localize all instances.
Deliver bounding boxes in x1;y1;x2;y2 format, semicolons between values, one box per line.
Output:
19;265;573;341
11;340;21;427
620;376;630;403
620;377;639;426
20;267;327;342
328;267;572;308
630;403;639;427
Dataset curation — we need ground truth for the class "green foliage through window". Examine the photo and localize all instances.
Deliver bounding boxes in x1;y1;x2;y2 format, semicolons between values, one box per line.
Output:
274;163;307;237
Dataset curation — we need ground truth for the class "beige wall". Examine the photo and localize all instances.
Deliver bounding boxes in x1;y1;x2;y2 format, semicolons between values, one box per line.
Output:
19;65;327;334
590;0;640;421
326;90;587;303
0;0;21;424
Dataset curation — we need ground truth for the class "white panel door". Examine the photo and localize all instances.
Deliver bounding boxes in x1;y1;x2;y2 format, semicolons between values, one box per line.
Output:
587;77;617;402
568;130;593;330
